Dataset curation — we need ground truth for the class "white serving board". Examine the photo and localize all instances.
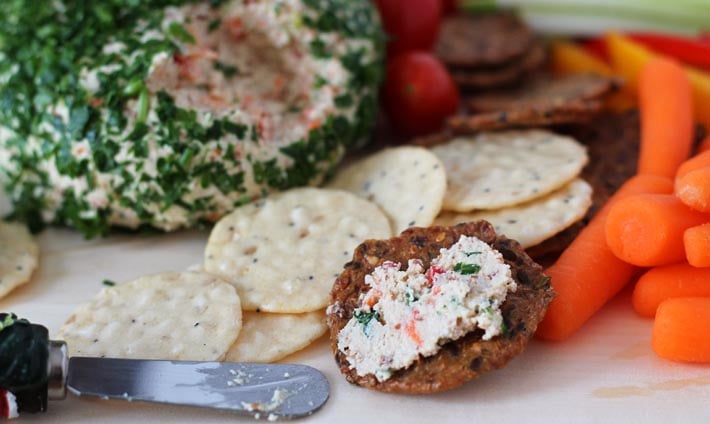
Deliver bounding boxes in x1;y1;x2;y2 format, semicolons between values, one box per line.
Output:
2;191;710;423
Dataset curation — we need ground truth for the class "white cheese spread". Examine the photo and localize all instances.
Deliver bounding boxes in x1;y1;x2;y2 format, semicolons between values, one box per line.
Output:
0;0;383;236
337;235;516;382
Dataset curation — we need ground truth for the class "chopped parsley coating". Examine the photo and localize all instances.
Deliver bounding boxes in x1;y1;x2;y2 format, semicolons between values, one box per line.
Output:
0;0;384;237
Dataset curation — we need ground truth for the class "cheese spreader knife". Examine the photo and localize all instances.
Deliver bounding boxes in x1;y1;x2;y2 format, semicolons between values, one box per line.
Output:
0;313;329;420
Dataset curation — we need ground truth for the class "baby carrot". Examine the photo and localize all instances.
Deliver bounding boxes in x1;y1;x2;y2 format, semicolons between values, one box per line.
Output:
536;175;674;341
605;194;709;266
684;223;710;267
638;57;694;178
699;136;710;154
676;167;710;212
652;297;710;363
632;263;710;317
676;149;710;180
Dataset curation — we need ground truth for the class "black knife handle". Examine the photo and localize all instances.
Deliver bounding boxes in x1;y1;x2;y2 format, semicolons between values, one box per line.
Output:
0;313;49;415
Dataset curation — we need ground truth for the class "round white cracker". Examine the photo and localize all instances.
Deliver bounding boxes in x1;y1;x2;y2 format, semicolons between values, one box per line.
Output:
204;188;391;313
326;146;447;234
431;130;588;212
58;271;242;361
225;311;327;363
0;221;39;299
434;178;592;248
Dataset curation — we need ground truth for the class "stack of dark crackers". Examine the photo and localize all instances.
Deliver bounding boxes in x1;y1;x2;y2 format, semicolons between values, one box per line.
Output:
417;11;622;145
435;12;545;90
449;74;622;133
412;73;622;146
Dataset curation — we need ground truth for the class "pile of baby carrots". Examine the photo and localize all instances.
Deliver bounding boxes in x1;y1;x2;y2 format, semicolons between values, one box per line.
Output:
537;55;710;363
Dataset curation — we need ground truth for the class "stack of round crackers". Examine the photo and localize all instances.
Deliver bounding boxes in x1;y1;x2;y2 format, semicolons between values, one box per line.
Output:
448;74;622;133
430;130;593;253
59;187;397;363
435;12;546;90
325;132;592;258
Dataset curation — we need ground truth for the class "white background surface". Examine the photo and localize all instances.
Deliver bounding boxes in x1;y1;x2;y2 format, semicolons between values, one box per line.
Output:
2;192;710;424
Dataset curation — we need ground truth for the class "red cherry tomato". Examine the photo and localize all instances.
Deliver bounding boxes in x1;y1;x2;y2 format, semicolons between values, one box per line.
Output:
382;52;460;137
582;38;609;62
374;0;442;55
441;0;458;15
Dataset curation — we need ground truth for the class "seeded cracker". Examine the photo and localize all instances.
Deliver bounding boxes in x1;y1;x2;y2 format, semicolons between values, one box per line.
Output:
225;311;327;363
431;130;588;211
435;179;592;248
451;42;547;89
447;100;602;133
204;188;391;313
467;74;620;112
327;221;554;393
58;271;241;361
0;221;39;299
327;147;447;234
435;13;533;68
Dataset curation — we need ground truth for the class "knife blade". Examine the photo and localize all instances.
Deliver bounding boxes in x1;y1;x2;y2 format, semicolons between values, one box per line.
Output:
0;313;329;420
66;357;329;419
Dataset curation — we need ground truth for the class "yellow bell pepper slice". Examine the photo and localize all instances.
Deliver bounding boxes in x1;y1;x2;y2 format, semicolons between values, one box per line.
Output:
606;32;710;128
550;39;635;112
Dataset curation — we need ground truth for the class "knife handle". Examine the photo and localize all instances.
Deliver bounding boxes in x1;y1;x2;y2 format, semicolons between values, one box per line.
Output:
0;313;68;418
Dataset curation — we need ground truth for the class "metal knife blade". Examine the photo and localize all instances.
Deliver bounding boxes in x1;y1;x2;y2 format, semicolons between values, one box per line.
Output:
66;357;330;419
1;315;331;419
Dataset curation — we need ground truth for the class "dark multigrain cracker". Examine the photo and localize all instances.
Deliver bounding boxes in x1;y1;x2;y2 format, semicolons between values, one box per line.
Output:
447;100;603;133
467;74;622;112
445;74;621;142
327;221;554;394
567;110;642;218
451;41;547;89
525;111;640;262
527;110;706;263
435;13;534;68
409;131;455;147
524;111;641;261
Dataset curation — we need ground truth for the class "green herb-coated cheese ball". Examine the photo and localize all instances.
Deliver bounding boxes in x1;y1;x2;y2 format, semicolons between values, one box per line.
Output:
0;0;384;237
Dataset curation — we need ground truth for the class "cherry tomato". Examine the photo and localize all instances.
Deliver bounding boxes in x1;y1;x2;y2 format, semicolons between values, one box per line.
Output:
441;0;458;15
382;52;460;137
582;38;609;62
374;0;442;55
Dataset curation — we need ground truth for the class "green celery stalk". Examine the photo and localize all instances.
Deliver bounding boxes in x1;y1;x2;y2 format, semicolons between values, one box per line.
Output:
462;0;710;35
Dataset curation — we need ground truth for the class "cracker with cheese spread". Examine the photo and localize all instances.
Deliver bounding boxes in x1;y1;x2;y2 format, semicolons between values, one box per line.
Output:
327;221;553;394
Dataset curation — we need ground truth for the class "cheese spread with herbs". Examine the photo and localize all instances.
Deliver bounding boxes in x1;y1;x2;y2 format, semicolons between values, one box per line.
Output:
0;0;383;237
337;235;516;382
